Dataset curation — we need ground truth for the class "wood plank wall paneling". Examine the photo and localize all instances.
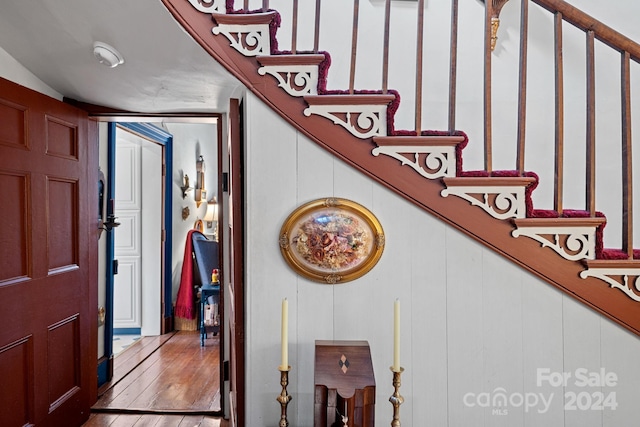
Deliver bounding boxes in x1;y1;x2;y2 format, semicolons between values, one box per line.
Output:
446;230;484;426
521;273;564;424
601;320;640;425
295;136;335;421
244;93;299;425
562;297;603;427
481;251;524;426
410;203;448;425
243;92;640;426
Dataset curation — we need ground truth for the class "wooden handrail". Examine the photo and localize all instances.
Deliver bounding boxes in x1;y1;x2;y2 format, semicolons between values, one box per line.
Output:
532;0;640;62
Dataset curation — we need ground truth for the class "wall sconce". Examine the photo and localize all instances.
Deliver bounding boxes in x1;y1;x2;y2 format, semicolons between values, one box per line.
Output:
195;155;206;207
181;174;193;199
203;197;219;240
204;197;219;227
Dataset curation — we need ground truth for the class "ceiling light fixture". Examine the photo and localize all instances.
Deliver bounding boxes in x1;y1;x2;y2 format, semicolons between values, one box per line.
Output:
93;41;124;68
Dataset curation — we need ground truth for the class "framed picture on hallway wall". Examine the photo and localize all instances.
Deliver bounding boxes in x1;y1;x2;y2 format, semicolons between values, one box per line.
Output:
279;198;385;284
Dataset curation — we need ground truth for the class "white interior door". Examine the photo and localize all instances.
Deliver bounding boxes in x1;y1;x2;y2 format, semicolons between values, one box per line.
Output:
114;128;162;335
114;134;142;330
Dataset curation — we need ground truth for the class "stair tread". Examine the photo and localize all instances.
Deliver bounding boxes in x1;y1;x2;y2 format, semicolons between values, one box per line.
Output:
304;94;396;106
257;54;326;66
584;259;640;268
212;11;276;25
514;217;606;227
443;176;537;187
373;135;465;146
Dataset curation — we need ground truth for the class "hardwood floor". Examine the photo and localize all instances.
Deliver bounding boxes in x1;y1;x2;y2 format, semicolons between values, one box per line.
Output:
82;413;227;426
85;331;226;427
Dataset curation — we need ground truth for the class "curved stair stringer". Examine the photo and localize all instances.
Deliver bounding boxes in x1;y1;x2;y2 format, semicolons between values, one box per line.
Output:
160;0;640;336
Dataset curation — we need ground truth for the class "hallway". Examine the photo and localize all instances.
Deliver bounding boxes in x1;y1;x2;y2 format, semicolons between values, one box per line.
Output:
83;331;226;426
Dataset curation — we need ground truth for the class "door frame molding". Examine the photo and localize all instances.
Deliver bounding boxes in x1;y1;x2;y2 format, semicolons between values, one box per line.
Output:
91;114;227;416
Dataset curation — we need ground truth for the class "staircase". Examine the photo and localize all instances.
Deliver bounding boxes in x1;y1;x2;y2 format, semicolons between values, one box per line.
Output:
162;0;640;335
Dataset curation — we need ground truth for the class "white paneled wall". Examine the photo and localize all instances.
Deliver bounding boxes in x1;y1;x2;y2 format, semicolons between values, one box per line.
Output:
165;122;218;303
244;91;640;427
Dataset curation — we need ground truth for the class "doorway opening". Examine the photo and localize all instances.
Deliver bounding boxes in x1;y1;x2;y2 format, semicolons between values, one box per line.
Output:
97;116;225;416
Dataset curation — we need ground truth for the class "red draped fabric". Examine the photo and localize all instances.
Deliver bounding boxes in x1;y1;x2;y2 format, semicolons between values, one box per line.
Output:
174;229;198;319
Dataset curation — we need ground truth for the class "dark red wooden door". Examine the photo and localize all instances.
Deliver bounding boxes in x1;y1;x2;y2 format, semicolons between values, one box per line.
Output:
0;77;97;426
227;98;245;427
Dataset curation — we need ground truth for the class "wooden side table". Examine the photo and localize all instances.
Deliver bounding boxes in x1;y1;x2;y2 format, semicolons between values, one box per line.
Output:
314;340;376;427
199;283;219;346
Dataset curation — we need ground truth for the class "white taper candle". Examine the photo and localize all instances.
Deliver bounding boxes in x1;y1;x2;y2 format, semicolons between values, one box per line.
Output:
393;298;400;372
281;298;288;368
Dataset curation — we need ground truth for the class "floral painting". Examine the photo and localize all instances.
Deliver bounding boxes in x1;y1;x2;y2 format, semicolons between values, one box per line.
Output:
279;198;384;284
293;210;370;271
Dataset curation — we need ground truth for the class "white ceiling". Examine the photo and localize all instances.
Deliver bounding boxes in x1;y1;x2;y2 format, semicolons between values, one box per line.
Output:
0;0;242;113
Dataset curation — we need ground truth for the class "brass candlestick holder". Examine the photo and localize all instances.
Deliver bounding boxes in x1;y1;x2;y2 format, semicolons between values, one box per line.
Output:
389;367;404;427
277;366;292;427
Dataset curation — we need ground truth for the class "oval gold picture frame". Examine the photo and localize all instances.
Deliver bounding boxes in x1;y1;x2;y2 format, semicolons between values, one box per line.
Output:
279;198;385;284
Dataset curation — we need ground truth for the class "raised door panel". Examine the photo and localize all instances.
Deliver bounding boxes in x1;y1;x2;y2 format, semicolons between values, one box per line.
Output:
45;115;78;161
114;212;141;256
0;171;30;284
47;315;81;412
113;258;141;328
0;98;28;150
47;177;79;273
0;336;34;427
115;142;140;210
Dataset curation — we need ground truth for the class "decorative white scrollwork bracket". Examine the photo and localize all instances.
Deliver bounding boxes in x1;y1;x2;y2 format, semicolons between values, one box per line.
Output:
580;268;640;302
187;0;226;13
213;24;270;56
512;226;596;261
211;13;275;57
258;65;319;97
303;105;388;139
372;145;456;179
441;185;527;220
